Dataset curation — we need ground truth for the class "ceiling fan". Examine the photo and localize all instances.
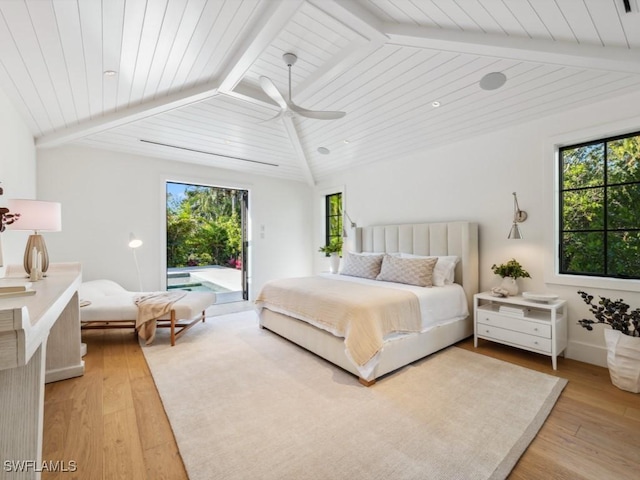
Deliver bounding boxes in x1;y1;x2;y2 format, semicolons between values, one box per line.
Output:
259;53;346;121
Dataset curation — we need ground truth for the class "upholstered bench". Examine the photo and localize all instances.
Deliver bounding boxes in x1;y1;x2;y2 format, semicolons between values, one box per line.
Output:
79;279;215;345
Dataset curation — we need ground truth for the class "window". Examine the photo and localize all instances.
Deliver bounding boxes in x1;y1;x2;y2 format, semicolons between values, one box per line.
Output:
559;130;640;279
325;192;343;253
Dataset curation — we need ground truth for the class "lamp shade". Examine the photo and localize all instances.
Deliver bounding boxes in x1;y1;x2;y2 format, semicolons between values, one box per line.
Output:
6;199;62;232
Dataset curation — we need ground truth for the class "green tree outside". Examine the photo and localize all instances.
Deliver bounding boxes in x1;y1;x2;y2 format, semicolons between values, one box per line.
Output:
167;183;244;268
561;133;640;277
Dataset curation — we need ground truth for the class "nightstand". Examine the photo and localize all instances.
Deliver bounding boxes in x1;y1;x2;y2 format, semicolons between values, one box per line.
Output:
474;292;568;370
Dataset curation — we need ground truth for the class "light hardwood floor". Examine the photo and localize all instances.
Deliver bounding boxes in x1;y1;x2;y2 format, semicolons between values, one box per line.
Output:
43;331;639;480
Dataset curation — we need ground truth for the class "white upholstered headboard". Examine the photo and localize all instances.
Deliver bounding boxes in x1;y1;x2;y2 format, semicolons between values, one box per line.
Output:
353;221;479;312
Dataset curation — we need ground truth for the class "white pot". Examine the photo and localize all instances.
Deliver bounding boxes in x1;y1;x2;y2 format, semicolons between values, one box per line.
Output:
604;329;640;393
500;276;518;296
329;252;340;274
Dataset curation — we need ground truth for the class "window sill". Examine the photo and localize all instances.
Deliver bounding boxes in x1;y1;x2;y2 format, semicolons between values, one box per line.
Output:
545;272;640;293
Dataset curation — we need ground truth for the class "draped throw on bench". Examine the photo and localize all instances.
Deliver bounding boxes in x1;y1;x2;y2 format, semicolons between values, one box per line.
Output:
135;291;187;344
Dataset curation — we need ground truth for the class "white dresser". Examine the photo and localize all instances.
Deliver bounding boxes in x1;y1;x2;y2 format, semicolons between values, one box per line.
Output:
474;292;567;370
0;263;83;479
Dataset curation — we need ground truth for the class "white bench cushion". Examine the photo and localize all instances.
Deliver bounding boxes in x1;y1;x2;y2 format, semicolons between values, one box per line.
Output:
80;279;215;322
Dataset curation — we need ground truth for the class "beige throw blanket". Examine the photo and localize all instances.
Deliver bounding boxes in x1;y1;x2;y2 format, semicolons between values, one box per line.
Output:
255;277;421;368
135;291;187;345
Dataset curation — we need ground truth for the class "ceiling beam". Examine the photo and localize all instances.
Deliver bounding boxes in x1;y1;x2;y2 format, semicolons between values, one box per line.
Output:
385;23;640;75
36;82;220;148
37;0;305;149
217;0;305;94
294;0;387;102
282;117;315;186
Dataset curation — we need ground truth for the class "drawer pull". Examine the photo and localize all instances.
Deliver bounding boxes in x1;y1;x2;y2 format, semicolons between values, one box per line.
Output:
534;341;538;345
534;328;538;332
484;318;490;322
485;330;490;333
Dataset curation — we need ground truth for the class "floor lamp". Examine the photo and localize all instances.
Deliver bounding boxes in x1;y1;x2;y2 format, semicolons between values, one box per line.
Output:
7;199;62;276
128;233;143;291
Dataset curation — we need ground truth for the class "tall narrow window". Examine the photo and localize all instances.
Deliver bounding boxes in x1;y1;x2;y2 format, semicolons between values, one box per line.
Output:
559;130;640;279
325;192;343;252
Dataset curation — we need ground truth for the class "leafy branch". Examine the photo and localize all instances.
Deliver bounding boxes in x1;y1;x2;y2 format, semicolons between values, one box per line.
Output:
577;290;640;337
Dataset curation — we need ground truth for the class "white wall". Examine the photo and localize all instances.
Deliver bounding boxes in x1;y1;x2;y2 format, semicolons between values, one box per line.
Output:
315;90;640;368
36;145;313;298
0;86;36;268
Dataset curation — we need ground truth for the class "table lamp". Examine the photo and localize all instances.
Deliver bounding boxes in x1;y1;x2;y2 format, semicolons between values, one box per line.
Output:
7;199;62;275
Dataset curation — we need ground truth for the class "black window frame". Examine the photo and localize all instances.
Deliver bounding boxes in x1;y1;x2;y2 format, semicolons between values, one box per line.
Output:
559;129;640;279
324;192;343;254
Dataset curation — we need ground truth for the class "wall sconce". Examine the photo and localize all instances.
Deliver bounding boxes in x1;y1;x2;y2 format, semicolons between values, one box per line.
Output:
342;211;357;238
508;192;527;240
7;199;62;275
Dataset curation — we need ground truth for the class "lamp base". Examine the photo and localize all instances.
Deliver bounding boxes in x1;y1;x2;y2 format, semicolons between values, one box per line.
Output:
23;234;50;275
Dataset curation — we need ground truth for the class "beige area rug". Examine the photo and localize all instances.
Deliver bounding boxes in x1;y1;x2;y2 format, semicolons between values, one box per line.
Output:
143;311;567;480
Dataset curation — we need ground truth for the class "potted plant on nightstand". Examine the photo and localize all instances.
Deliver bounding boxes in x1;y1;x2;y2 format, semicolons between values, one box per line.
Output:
578;291;640;393
319;239;342;274
491;258;530;296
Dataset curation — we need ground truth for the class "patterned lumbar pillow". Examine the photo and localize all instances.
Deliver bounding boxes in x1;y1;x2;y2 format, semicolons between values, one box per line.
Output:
376;254;438;287
340;252;384;279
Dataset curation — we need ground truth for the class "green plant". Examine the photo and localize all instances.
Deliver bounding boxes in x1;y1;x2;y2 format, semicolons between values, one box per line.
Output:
491;259;531;279
577;291;640;337
318;238;342;254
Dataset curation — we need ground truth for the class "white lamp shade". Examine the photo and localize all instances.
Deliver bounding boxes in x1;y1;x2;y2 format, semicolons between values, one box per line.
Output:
128;232;143;249
6;199;62;232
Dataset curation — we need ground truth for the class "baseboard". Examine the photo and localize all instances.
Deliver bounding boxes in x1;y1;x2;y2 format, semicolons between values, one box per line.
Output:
45;361;85;384
565;340;607;368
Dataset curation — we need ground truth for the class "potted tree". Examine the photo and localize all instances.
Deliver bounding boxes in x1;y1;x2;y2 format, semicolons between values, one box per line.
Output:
319;239;342;274
490;259;530;296
578;291;640;393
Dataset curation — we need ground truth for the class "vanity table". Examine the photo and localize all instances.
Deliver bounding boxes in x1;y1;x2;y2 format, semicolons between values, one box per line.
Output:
0;263;83;479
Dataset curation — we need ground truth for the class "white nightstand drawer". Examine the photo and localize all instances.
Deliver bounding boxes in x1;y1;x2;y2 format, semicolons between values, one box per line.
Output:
478;325;552;353
476;311;551;338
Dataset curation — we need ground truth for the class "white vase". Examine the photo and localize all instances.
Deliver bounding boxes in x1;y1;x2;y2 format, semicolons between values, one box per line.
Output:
604;329;640;393
500;276;518;296
329;252;340;274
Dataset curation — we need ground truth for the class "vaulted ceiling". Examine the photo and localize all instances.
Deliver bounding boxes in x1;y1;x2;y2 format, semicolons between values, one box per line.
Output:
1;0;639;185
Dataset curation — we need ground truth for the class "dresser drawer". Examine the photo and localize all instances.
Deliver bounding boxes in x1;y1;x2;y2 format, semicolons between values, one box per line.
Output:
476;310;551;338
477;325;552;353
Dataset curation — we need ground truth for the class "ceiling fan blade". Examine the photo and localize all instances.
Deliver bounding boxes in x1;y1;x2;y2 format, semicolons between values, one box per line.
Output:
289;103;346;120
259;76;289;110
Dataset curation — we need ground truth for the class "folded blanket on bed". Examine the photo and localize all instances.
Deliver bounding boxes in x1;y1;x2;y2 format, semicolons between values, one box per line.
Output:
135;291;187;344
255;276;421;368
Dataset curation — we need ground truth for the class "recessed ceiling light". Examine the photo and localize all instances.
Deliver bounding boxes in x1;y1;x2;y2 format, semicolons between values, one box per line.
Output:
225;140;232;145
343;139;350;144
317;147;330;155
479;72;506;91
432;101;440;108
103;70;117;77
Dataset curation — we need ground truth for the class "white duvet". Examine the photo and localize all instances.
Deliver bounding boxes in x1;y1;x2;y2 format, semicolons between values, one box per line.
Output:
318;273;469;333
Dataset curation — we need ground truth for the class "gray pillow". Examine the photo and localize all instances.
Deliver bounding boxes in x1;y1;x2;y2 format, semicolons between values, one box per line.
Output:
340;252;384;279
376;254;437;287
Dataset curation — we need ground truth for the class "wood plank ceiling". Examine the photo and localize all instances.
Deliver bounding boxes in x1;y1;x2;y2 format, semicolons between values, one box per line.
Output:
1;0;639;185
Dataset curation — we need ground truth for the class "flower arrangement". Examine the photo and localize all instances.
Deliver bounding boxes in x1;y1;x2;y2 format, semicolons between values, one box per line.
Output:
577;291;640;337
0;185;20;232
490;259;531;279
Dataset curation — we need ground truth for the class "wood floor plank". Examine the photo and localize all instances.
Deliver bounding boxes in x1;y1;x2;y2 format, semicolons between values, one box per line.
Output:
42;330;640;480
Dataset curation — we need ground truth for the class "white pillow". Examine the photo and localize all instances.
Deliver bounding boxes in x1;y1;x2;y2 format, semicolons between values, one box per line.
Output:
398;254;459;286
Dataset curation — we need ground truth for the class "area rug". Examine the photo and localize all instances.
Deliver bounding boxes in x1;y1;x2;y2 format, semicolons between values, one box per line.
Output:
143;311;567;480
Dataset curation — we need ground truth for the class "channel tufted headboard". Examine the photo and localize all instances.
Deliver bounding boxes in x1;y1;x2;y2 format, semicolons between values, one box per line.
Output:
353;221;479;312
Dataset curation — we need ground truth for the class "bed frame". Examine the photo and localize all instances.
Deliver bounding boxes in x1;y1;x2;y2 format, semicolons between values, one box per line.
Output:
259;221;479;386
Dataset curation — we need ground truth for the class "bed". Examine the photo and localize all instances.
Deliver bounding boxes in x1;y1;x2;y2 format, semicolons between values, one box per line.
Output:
256;221;479;385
